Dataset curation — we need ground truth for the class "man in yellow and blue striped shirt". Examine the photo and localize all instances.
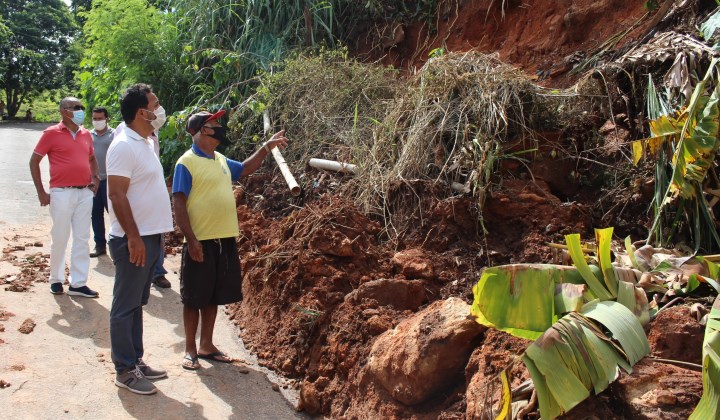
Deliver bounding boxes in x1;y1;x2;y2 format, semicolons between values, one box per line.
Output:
172;109;288;370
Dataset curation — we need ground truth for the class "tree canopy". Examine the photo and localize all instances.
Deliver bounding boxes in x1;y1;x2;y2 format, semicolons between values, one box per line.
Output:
78;0;189;120
0;0;78;118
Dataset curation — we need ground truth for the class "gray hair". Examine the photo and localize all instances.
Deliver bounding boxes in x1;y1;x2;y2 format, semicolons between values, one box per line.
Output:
59;97;80;110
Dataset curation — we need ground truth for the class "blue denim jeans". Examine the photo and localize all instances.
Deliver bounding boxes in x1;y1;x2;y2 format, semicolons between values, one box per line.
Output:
91;180;108;250
153;233;168;278
108;234;161;373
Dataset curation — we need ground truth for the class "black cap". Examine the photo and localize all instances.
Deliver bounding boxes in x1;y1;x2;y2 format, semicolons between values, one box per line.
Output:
186;109;226;135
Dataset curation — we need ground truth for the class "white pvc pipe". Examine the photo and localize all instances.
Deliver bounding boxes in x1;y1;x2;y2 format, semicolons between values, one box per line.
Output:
451;182;469;193
308;158;357;174
263;111;301;196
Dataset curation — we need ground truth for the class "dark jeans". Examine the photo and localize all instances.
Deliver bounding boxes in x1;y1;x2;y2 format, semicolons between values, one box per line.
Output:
91;180;108;250
108;233;162;373
153;233;167;278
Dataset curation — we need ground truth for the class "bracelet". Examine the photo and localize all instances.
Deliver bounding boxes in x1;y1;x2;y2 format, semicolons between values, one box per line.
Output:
263;142;271;153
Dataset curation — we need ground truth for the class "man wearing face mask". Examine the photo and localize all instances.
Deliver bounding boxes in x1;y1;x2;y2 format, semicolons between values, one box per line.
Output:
29;97;100;298
106;84;172;395
89;107;114;258
173;110;288;370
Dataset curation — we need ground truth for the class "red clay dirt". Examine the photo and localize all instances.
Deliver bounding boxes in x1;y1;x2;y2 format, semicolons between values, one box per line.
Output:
219;159;704;417
353;0;651;87
181;1;709;418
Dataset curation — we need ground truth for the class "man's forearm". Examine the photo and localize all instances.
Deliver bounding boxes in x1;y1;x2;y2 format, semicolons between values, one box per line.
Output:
240;148;268;178
173;194;198;243
29;155;45;193
89;156;100;179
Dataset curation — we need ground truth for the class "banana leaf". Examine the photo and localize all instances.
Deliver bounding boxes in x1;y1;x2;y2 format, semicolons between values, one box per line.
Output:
566;233;613;300
596;228;619;296
471;264;590;340
690;296;720;419
521;301;649;419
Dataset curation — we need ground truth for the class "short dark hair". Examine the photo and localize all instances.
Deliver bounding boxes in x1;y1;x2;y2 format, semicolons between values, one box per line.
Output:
120;83;153;124
92;107;109;118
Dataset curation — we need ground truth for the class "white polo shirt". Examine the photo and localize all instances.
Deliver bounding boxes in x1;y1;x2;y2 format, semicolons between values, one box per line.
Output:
106;126;172;237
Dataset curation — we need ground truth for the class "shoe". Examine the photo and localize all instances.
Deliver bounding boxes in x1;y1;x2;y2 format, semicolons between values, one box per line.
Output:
137;359;167;379
152;276;171;288
115;366;157;395
89;248;106;257
67;285;99;298
50;282;64;295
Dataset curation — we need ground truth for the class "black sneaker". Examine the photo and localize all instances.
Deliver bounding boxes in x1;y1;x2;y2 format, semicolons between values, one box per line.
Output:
152;276;171;288
50;282;64;294
90;248;106;258
67;285;99;298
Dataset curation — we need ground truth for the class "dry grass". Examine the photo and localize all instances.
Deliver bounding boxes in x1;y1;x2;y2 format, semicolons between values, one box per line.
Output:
354;52;559;228
229;50;576;238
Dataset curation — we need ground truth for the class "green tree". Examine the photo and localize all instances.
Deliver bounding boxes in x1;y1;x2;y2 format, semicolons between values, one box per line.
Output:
78;0;189;118
0;17;11;80
0;0;78;118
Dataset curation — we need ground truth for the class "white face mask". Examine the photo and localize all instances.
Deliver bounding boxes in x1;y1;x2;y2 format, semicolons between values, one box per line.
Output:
145;106;167;130
92;120;107;131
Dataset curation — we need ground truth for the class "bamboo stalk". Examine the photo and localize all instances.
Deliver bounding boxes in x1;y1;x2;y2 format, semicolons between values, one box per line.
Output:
263;111;301;196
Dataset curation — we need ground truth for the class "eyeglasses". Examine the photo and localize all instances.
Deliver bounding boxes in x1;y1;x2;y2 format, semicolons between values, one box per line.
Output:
63;105;85;111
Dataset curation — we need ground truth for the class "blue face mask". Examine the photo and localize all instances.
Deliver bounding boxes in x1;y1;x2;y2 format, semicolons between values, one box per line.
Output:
72;110;85;125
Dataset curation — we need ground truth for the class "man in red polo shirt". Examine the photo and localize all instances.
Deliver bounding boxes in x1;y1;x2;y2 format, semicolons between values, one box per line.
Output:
29;96;101;298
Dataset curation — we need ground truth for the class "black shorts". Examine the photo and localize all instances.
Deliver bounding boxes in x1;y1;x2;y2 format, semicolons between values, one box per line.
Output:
180;237;243;309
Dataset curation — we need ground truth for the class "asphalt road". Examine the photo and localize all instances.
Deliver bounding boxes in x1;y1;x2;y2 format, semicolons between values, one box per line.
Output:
0;122;51;227
0;122;309;419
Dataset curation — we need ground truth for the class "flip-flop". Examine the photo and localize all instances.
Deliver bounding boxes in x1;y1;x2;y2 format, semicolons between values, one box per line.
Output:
197;351;233;363
182;354;200;370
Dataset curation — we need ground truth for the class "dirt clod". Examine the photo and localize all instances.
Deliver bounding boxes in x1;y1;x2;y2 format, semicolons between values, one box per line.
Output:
18;318;36;334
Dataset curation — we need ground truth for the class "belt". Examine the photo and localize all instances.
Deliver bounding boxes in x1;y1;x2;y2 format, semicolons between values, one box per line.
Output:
61;185;93;189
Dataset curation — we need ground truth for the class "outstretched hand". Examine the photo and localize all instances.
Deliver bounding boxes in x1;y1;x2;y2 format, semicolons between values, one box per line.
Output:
266;130;289;151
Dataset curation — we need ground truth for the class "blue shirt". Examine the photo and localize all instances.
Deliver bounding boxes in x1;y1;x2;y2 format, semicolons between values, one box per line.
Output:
172;144;244;197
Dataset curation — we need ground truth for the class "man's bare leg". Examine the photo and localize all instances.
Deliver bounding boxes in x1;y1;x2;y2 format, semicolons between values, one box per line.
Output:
182;305;201;369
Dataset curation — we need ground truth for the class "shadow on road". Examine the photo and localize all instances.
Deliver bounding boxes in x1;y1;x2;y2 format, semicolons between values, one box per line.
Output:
118;389;207;419
46;294;110;348
197;363;309;419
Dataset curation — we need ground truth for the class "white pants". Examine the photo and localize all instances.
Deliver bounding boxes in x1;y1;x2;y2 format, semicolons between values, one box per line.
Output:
49;187;93;287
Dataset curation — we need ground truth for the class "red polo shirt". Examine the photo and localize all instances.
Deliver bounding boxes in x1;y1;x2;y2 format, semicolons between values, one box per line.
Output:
33;122;95;188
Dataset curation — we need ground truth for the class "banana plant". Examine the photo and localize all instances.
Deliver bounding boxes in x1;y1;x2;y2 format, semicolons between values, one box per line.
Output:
632;58;720;252
472;227;720;418
471;227;652;418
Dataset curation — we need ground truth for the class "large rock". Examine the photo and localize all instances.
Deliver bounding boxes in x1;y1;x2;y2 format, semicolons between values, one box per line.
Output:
367;297;485;405
345;278;426;311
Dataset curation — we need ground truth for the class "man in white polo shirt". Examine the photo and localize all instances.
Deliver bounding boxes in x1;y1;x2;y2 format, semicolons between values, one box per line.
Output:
106;83;172;395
